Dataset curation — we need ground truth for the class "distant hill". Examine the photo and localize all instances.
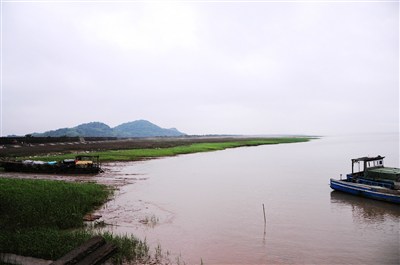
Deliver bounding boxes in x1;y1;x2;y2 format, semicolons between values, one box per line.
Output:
32;120;186;138
113;120;184;137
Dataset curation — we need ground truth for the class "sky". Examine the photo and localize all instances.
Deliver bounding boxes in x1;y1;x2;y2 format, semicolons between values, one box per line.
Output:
1;0;399;136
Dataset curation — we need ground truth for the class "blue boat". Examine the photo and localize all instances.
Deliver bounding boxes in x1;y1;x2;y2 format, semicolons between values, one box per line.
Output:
330;156;400;204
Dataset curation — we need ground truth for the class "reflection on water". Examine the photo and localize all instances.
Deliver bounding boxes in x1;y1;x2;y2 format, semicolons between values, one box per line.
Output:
329;190;399;265
330;191;400;224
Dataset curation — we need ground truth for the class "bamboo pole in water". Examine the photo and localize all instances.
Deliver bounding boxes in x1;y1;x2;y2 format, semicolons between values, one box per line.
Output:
262;203;266;224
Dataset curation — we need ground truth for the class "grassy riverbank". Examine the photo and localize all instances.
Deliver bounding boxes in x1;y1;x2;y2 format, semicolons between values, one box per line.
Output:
0;178;151;264
30;137;311;162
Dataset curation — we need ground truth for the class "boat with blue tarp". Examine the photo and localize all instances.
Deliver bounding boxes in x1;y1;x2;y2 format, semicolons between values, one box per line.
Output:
330;156;400;204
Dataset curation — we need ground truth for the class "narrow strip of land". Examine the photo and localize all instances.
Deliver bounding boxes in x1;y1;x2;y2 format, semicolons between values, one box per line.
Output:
1;137;313;161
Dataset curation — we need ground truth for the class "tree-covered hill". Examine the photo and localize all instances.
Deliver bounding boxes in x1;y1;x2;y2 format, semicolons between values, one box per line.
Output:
32;120;185;138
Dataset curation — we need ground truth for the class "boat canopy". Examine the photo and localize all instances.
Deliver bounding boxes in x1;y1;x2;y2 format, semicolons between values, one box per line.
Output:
350;156;400;182
351;155;385;174
351;155;385;163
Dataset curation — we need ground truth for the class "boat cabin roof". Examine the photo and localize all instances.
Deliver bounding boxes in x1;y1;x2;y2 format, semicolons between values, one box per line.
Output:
352;155;385;163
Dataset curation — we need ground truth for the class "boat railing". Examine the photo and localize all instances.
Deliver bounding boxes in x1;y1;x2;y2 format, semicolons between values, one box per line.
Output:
347;174;394;189
357;178;394;189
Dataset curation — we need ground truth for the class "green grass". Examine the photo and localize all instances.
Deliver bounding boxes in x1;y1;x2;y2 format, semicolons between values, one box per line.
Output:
0;178;111;230
0;228;93;260
0;228;151;263
0;178;153;264
31;138;311;162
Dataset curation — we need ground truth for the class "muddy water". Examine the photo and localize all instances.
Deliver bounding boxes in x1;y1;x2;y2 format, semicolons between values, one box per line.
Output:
98;133;399;264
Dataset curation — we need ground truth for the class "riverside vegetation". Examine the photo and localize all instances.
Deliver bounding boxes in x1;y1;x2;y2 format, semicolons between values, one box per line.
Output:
0;178;153;264
0;137;312;264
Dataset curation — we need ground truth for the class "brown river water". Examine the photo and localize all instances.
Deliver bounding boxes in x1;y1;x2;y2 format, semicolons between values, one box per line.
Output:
94;133;399;265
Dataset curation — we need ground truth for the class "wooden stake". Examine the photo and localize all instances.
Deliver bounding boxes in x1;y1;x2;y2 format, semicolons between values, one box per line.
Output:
262;203;266;224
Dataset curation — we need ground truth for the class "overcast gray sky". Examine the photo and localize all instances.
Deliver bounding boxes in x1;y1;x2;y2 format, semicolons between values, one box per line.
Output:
1;1;398;136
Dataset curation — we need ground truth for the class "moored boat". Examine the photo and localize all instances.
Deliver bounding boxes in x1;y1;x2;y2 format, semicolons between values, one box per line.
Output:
0;155;102;174
330;156;400;204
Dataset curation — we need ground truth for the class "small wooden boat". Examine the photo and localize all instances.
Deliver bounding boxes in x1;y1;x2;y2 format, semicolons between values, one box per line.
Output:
330;156;400;204
0;155;102;174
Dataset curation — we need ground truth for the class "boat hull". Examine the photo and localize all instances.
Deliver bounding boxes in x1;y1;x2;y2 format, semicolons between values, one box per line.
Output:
330;179;400;204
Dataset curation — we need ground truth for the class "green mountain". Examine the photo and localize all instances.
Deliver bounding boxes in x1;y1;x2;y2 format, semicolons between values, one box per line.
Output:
32;120;185;138
113;120;184;137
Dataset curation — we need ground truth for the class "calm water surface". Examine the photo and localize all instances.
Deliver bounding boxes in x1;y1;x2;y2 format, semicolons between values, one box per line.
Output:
101;133;399;264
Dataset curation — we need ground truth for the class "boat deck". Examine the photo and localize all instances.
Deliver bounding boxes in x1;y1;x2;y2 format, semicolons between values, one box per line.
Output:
332;179;399;193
